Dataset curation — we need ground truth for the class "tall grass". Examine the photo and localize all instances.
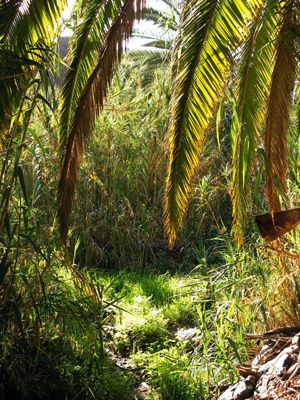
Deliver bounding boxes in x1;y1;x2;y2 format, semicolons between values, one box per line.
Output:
68;57;237;271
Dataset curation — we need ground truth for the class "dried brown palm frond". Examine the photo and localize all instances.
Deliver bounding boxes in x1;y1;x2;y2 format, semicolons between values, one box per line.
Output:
231;0;278;247
264;1;298;212
58;0;145;242
255;207;300;241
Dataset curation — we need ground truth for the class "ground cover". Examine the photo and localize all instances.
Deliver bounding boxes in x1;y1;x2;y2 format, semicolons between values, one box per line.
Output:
92;243;273;399
0;236;275;399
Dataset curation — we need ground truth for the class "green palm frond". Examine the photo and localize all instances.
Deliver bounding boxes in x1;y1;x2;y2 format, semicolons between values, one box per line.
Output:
160;0;180;15
163;0;260;247
1;0;67;50
58;0;146;242
59;0;112;148
0;0;21;39
0;0;67;134
143;7;178;31
128;49;169;65
143;39;173;49
265;0;298;211
128;50;170;85
0;48;35;133
231;0;278;246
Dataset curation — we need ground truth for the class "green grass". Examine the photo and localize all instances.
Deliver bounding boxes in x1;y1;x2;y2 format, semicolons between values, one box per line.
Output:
86;243;273;399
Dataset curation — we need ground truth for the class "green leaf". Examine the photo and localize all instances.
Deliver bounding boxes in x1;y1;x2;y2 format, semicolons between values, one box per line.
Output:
163;0;258;247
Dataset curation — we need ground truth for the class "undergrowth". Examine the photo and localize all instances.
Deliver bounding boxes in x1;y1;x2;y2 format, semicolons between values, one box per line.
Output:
91;238;279;399
0;251;137;399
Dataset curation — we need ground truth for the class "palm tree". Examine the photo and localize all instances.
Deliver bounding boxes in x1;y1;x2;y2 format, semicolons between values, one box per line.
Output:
163;0;299;248
134;0;180;50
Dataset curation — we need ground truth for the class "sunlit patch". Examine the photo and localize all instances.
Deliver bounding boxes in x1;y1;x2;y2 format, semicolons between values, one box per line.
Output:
18;0;31;15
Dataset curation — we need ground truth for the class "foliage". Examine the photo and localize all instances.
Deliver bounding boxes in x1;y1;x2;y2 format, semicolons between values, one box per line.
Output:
0;250;136;399
0;1;300;399
164;0;300;247
69;55;236;269
0;60;139;397
69;57;170;268
0;0;67;132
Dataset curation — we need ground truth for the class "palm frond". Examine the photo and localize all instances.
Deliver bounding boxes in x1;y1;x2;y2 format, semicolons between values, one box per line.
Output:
163;0;259;247
160;0;180;16
58;0;146;242
265;0;298;211
128;49;168;64
0;0;21;39
231;0;278;246
59;0;112;148
143;7;177;31
128;49;170;85
0;48;32;133
0;0;66;134
1;0;67;50
143;39;172;49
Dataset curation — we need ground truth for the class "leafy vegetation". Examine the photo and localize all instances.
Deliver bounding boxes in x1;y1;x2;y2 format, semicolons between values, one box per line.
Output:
0;0;300;399
164;0;300;246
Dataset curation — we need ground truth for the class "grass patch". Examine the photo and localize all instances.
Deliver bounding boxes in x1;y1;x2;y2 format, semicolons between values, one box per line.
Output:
93;245;272;399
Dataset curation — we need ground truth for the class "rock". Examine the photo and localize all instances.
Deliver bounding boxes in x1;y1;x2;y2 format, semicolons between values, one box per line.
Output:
291;333;300;346
133;382;151;399
218;376;256;400
218;328;300;400
176;327;198;341
252;343;274;368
